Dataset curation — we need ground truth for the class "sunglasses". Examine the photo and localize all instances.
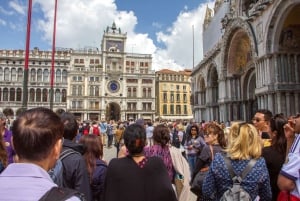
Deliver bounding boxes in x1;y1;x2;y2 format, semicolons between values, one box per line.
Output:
252;118;265;123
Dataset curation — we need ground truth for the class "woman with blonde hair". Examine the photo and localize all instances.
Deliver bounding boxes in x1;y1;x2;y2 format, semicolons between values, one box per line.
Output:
202;122;271;200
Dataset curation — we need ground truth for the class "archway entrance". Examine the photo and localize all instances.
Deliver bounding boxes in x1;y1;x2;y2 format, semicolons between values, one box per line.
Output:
106;102;120;121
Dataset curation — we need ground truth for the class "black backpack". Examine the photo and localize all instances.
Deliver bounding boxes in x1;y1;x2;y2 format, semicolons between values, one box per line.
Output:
39;187;85;201
220;156;256;201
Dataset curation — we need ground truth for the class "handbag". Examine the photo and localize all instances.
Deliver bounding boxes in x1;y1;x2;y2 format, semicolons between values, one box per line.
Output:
190;168;209;196
190;145;214;196
277;191;300;201
174;173;184;198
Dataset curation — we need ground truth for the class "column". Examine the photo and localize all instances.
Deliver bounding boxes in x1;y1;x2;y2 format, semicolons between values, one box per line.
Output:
276;92;282;114
286;92;291;116
295;93;299;114
267;93;274;112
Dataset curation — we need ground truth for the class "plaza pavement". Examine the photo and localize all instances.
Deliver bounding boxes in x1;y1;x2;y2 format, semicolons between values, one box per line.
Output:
103;145;197;201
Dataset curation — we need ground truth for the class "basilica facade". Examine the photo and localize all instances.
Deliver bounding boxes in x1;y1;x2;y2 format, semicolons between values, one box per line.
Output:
192;0;300;122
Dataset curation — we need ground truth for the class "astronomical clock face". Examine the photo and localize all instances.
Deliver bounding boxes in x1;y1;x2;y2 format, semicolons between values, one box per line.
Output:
107;80;120;93
106;40;124;52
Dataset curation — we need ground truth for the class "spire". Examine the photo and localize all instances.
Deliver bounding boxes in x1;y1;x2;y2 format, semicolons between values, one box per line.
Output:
203;5;213;30
111;22;117;33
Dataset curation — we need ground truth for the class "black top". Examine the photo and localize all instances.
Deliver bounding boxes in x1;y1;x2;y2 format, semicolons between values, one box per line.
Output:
102;156;177;201
262;145;285;201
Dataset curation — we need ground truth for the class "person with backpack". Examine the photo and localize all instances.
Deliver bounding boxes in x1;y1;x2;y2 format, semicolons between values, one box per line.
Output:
0;107;82;201
90;121;100;136
202;122;271;201
59;112;92;201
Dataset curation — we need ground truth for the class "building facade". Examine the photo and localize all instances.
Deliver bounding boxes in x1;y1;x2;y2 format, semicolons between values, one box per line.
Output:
155;69;193;120
0;22;156;121
192;0;300;122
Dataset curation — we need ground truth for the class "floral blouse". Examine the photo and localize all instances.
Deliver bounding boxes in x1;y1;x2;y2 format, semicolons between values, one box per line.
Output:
202;153;272;201
144;145;174;182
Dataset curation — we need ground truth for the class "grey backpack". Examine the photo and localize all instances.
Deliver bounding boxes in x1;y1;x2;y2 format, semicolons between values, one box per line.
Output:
220;156;256;201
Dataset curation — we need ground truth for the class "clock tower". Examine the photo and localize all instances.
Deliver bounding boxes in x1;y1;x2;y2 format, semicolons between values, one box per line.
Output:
101;22;127;121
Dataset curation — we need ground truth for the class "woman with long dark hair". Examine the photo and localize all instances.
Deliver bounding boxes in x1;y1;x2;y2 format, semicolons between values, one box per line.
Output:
79;134;107;201
262;113;287;200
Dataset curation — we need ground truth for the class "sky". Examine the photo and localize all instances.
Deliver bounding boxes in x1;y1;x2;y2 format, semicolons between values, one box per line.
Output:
0;0;214;71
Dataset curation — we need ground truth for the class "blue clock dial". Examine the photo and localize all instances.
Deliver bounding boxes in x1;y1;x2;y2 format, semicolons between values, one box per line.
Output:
108;81;120;93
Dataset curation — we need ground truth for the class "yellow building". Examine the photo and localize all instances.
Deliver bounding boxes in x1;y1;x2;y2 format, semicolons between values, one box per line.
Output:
155;69;193;120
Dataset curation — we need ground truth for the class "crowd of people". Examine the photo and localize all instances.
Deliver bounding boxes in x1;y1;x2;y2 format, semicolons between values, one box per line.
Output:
0;107;299;201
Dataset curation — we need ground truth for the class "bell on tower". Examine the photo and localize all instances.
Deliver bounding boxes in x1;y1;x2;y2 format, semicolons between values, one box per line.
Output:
111;22;117;33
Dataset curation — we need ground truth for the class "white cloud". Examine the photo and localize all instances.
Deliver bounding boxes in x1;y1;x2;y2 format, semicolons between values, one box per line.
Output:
153;1;214;71
0;6;14;15
9;1;26;15
0;19;7;26
32;0;213;71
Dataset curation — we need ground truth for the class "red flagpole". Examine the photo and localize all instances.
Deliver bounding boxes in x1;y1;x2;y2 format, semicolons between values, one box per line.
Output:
50;0;58;110
22;0;32;110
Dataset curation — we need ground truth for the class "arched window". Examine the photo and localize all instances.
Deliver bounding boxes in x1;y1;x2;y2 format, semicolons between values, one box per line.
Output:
36;88;41;102
62;70;67;83
30;69;36;81
95;86;99;96
43;69;49;82
3;88;8;101
90;86;94;96
29;88;35;102
9;88;15;101
148;88;151;98
42;88;48;102
16;88;22;101
4;68;9;81
62;89;66;102
128;88;131;97
0;88;2;101
0;67;3;81
18;68;23;82
78;86;82;95
37;69;42;82
11;68;17;81
133;87;136;97
72;85;76;95
56;69;61;82
55;89;60;102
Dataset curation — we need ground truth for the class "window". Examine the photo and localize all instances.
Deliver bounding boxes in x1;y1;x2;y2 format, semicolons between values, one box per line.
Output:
37;69;42;82
36;88;41;102
176;94;180;102
133;88;137;97
95;86;99;96
163;104;167;114
4;68;9;81
3;88;8;101
9;88;15;101
17;68;23;82
16;88;22;101
183;94;187;102
42;89;48;102
170;105;174;114
62;70;67;83
147;88;151;98
170;92;174;102
0;68;3;81
184;105;187;114
131;61;134;66
176;85;180;90
55;89;60;102
11;68;17;81
56;69;61;82
176;105;181;114
30;69;36;81
183;85;187;91
43;69;49;82
163;93;167;102
29;88;35;102
62;89;66;102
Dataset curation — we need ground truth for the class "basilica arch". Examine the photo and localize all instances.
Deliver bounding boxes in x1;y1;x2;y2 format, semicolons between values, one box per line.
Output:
207;65;219;121
106;102;121;121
